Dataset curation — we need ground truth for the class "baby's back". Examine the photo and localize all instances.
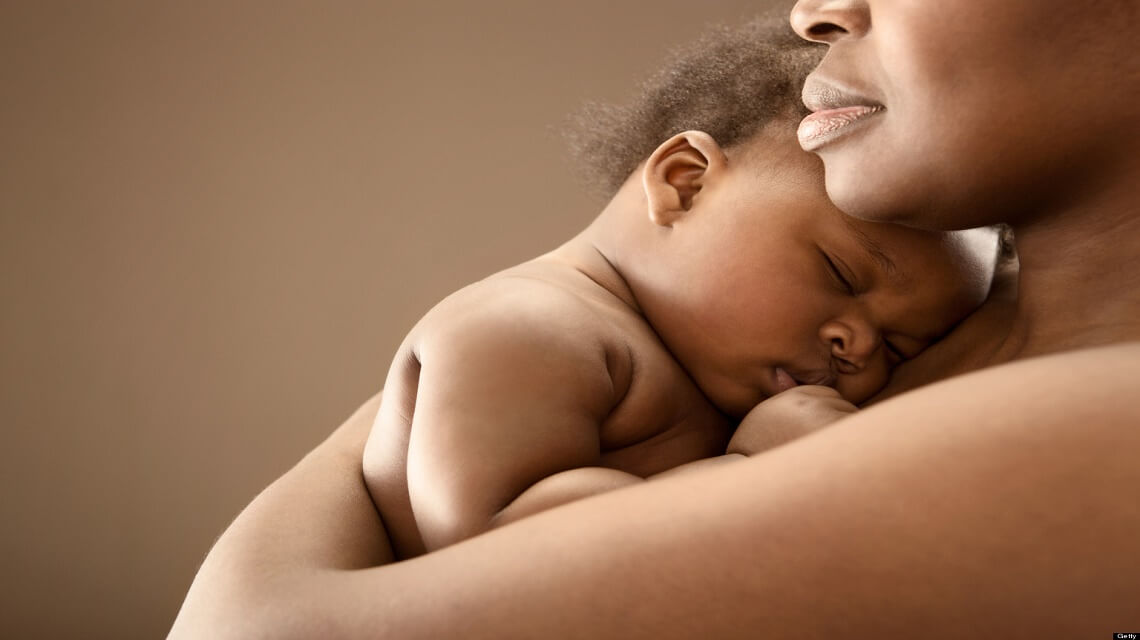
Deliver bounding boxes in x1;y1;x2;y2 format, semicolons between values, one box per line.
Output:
363;256;731;559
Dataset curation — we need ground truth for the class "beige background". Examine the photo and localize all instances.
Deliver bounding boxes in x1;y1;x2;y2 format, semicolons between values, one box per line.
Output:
1;1;776;637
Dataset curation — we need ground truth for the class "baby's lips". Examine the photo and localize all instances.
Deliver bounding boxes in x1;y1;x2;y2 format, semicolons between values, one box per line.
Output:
774;368;799;393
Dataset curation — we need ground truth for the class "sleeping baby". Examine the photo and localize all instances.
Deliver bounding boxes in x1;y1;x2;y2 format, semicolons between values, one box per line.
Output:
362;17;1004;559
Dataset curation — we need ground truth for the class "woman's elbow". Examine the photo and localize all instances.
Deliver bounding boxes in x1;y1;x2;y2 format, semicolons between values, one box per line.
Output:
168;562;318;640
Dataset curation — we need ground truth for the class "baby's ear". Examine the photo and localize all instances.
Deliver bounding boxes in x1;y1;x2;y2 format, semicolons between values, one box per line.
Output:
642;131;727;228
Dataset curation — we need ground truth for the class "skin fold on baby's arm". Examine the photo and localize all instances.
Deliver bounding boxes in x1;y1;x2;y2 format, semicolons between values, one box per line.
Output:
362;288;649;553
364;300;860;552
362;281;870;554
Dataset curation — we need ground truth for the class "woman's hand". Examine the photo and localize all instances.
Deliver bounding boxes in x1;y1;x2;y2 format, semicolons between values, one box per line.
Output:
727;385;857;456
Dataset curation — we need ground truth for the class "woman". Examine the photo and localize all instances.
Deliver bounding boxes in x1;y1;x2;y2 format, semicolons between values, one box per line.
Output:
170;0;1140;637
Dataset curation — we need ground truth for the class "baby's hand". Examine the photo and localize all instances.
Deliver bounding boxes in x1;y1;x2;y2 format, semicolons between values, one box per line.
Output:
726;386;858;456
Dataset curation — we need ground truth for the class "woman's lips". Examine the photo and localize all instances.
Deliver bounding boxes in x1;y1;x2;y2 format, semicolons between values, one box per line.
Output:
797;104;884;151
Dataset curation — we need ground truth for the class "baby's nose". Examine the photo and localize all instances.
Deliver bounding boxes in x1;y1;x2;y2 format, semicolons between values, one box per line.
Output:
820;318;881;372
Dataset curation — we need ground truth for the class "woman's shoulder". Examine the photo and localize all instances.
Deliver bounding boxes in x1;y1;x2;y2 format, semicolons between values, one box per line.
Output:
929;341;1140;401
995;341;1140;375
864;341;1140;449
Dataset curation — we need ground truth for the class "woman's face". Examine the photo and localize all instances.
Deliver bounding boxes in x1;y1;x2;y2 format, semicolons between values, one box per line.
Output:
789;0;1139;230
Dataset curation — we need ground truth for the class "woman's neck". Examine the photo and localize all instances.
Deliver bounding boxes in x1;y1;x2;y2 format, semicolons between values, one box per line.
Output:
860;160;1140;404
998;171;1140;360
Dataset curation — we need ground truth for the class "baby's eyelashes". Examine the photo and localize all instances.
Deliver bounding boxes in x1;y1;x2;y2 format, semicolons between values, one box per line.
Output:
832;355;861;375
884;339;907;365
884;334;935;367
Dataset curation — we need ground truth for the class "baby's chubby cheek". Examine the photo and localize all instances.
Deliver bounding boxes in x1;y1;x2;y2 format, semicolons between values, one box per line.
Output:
835;369;889;406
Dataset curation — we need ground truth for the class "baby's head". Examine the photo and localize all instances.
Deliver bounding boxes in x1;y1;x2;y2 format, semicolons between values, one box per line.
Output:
578;16;1006;416
626;123;1002;415
566;12;822;200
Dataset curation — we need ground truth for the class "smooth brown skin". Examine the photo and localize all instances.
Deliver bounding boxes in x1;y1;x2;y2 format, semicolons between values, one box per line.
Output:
362;122;993;558
170;0;1140;637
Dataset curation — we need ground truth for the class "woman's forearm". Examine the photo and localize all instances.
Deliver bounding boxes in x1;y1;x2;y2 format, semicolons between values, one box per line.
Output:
173;346;1140;639
169;392;392;639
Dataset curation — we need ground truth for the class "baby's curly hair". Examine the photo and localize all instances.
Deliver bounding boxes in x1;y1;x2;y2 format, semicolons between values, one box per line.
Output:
565;12;825;198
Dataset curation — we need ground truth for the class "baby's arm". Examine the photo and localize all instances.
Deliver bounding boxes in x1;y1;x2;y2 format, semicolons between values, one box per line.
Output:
393;291;638;551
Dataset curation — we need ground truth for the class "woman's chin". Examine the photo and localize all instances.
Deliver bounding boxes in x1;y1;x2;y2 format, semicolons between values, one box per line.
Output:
823;171;910;224
822;171;965;231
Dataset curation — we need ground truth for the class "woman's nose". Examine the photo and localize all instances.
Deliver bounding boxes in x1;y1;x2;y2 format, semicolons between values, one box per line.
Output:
820;318;880;372
790;0;871;44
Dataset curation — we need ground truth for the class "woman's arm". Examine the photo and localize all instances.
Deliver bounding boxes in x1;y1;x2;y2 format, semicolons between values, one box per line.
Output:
172;344;1140;639
168;393;393;638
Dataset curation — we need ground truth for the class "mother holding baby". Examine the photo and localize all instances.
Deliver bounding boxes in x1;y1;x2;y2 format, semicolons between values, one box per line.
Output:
171;0;1140;637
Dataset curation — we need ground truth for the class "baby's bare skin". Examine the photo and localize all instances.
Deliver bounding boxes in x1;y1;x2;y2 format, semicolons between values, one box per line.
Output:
364;250;732;558
362;125;999;559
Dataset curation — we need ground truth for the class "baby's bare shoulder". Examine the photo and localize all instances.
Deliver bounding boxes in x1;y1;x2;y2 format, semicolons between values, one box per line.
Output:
418;273;617;343
406;271;636;396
